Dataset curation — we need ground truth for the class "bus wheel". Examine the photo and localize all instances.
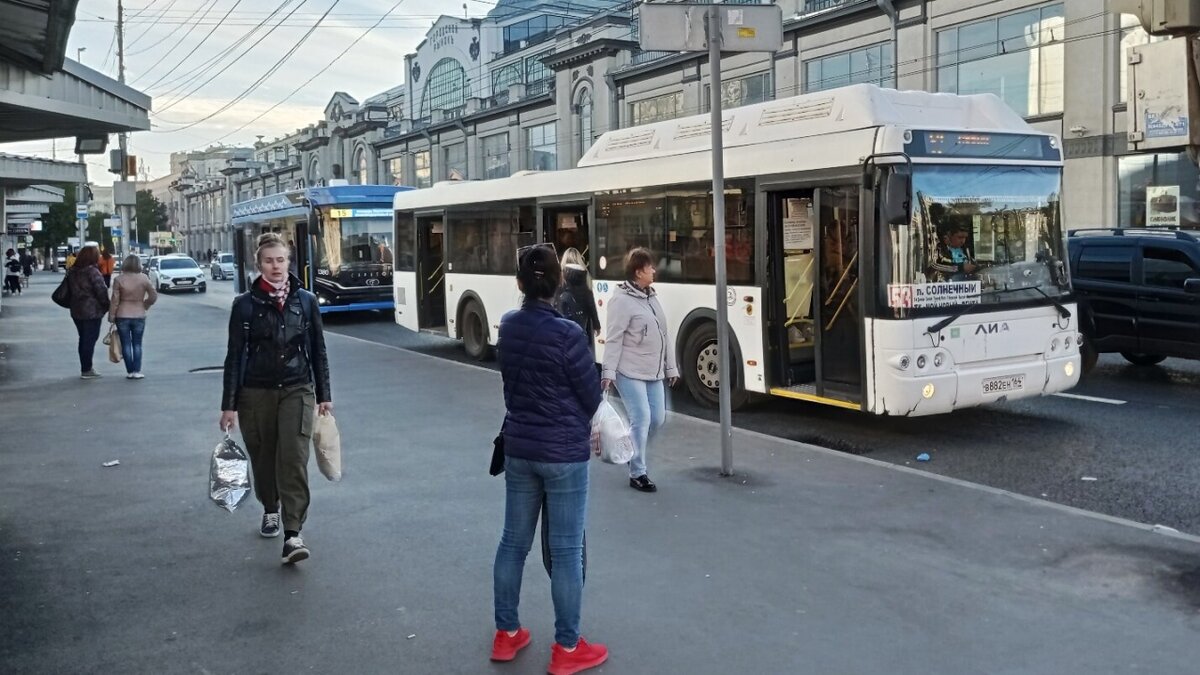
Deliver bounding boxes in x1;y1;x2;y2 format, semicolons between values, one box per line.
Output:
681;322;749;410
462;301;493;361
1120;352;1167;367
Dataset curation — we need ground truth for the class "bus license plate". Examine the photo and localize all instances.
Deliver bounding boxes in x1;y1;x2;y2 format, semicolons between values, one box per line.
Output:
982;374;1024;394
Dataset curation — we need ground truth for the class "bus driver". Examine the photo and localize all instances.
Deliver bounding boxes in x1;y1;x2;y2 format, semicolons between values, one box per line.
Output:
928;224;978;282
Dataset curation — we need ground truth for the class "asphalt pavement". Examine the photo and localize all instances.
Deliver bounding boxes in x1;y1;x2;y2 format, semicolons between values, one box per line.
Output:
3;273;1200;674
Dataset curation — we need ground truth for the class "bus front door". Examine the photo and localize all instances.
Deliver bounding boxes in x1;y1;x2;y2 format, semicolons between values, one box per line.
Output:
416;215;446;331
816;186;862;400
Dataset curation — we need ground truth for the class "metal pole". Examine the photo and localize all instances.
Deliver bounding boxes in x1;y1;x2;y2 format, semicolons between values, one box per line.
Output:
117;0;132;257
709;7;734;477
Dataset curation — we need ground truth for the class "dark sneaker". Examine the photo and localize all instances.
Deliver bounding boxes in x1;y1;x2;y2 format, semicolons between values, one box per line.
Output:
281;536;309;564
629;475;657;492
80;370;101;379
490;627;531;662
548;637;608;675
259;512;280;538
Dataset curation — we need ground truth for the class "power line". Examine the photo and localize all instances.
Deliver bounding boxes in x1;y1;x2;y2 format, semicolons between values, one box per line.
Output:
128;0;212;56
149;0;301;97
152;0;344;131
124;0;181;50
153;0;311;112
138;0;249;89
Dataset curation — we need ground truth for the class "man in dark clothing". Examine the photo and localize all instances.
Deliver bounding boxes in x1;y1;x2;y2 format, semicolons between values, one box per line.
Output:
928;224;978;282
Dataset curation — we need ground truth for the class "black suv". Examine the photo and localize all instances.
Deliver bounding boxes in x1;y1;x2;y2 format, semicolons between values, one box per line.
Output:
1068;228;1200;373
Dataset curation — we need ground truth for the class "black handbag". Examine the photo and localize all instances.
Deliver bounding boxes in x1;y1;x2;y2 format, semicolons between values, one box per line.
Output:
51;274;72;308
489;430;505;476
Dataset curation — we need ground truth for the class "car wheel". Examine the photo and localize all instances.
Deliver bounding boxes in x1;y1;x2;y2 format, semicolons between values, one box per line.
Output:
461;301;493;361
680;321;750;410
1080;335;1098;374
199;285;207;293
1120;352;1167;367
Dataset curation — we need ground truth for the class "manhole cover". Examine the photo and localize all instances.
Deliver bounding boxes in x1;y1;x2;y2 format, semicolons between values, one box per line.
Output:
188;366;223;374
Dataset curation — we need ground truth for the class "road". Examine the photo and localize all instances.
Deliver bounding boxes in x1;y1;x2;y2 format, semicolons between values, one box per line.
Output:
192;279;1200;534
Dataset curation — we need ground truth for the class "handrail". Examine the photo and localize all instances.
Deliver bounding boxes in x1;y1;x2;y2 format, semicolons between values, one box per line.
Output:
823;250;859;307
825;277;859;331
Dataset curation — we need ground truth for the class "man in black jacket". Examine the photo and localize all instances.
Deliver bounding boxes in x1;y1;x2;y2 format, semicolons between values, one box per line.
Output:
219;233;332;565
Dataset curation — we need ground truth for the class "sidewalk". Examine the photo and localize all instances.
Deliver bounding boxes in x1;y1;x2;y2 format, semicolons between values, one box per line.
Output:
2;274;1200;674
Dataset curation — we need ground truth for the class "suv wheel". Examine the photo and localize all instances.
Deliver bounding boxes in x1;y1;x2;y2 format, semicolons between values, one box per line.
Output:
1120;352;1167;367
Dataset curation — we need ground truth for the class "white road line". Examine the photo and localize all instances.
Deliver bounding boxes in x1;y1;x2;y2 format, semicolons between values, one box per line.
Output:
1052;392;1127;405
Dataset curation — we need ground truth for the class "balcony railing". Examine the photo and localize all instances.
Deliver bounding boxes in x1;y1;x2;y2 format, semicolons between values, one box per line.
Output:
631;50;673;66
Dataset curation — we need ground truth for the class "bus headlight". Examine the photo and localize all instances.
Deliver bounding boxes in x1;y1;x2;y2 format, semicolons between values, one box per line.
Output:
318;296;328;305
916;355;927;369
922;383;936;399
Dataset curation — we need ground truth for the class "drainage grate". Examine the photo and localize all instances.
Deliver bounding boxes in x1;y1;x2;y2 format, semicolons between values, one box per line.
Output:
188;366;224;374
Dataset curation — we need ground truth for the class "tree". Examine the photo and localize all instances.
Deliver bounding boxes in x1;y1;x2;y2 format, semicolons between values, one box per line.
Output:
32;183;79;250
135;190;168;246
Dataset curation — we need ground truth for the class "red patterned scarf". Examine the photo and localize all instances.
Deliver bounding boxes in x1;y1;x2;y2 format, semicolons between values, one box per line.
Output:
257;277;289;310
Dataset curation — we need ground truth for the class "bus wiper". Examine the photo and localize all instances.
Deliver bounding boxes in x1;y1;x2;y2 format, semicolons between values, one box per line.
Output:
924;286;1069;335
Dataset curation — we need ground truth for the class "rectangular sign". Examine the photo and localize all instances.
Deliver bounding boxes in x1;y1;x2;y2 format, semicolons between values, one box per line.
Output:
639;3;782;52
782;198;813;250
149;232;172;247
888;281;981;309
111;227;122;237
329;208;392;219
104;217;121;229
6;222;31;235
1146;185;1181;227
76;204;89;220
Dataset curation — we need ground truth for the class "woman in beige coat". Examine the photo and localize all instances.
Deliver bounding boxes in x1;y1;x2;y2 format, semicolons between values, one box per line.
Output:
109;255;158;379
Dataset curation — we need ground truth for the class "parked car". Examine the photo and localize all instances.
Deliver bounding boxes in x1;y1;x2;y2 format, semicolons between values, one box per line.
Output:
209;252;235;280
1068;228;1200;373
148;255;207;293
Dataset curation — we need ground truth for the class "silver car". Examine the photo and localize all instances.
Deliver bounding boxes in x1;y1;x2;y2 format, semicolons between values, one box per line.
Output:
210;252;235;280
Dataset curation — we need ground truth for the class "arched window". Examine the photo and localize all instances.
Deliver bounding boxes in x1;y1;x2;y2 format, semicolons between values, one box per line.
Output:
307;156;320;184
420;58;468;119
353;146;368;184
575;88;593;160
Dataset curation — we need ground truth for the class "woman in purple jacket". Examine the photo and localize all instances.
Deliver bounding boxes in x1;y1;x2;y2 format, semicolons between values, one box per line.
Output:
66;245;111;379
490;244;608;675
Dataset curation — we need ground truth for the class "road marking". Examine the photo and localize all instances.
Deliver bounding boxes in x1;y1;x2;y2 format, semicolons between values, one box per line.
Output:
1052;392;1127;405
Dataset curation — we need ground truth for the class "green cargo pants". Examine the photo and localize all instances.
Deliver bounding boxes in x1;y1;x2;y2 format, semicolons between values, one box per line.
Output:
237;383;315;533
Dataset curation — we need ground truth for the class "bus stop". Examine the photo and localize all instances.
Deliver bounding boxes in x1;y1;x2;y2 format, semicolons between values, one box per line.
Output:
0;0;151;309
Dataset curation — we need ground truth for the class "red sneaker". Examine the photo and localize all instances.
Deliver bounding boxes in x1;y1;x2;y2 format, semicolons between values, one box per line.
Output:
490;627;531;662
548;637;608;675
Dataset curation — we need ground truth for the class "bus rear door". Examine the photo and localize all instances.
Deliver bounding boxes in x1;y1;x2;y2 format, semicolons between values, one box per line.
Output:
416;213;446;331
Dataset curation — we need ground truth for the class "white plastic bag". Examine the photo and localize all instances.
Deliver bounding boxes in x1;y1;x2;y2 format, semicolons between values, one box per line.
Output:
592;395;635;465
209;432;251;513
313;412;342;482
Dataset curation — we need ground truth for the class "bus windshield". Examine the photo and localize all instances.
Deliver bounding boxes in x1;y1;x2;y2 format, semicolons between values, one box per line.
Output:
887;165;1067;313
316;207;394;274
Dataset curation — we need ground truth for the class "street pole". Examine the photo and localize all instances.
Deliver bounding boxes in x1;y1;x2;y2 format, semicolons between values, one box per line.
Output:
117;0;132;257
708;7;734;477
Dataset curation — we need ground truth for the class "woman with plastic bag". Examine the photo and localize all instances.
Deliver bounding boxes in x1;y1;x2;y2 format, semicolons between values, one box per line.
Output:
218;232;332;565
601;247;678;493
490;243;608;674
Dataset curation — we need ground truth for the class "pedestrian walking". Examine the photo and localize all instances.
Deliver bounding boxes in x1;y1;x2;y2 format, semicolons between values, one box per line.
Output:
218;232;332;565
600;247;679;493
20;249;35;289
98;249;116;288
109;255;158;379
491;243;608;674
554;248;600;356
4;249;22;295
66;245;110;379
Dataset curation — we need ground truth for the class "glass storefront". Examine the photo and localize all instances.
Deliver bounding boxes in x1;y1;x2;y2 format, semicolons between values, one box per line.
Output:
1118;152;1200;229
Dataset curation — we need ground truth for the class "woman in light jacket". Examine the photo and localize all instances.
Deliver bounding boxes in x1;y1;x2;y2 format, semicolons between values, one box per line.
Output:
109;255;158;379
601;247;678;493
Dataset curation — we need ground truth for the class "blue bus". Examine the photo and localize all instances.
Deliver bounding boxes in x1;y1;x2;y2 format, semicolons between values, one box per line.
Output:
231;184;412;313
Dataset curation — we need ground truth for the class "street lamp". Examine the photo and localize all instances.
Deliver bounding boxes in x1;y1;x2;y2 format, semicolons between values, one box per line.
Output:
76;47;86;64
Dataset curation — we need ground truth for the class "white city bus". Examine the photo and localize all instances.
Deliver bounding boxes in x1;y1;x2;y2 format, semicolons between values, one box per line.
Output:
392;84;1081;416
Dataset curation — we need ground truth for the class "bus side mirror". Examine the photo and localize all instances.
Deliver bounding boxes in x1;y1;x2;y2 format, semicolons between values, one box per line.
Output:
881;167;912;226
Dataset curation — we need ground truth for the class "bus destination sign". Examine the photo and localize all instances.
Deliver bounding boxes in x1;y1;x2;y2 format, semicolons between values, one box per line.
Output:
905;131;1059;161
329;208;393;219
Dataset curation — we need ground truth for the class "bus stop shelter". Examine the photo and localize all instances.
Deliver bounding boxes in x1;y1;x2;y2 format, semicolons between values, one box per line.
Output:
0;0;151;309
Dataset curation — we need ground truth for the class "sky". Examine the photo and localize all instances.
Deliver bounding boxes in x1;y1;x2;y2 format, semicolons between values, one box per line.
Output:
0;0;502;184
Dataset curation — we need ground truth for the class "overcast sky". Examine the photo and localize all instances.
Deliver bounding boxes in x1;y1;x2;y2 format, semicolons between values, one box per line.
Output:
0;0;498;184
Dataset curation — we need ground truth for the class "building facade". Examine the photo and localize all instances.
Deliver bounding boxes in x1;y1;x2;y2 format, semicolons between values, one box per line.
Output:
167;0;1189;249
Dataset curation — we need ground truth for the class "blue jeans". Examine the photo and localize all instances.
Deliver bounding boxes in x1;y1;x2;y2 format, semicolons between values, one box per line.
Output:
115;318;146;374
494;457;589;647
73;318;102;373
615;373;666;479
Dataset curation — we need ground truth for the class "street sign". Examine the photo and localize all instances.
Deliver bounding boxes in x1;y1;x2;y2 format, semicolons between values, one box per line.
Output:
638;2;783;478
638;2;782;52
76;204;89;220
104;217;121;229
149;231;172;248
111;227;123;238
